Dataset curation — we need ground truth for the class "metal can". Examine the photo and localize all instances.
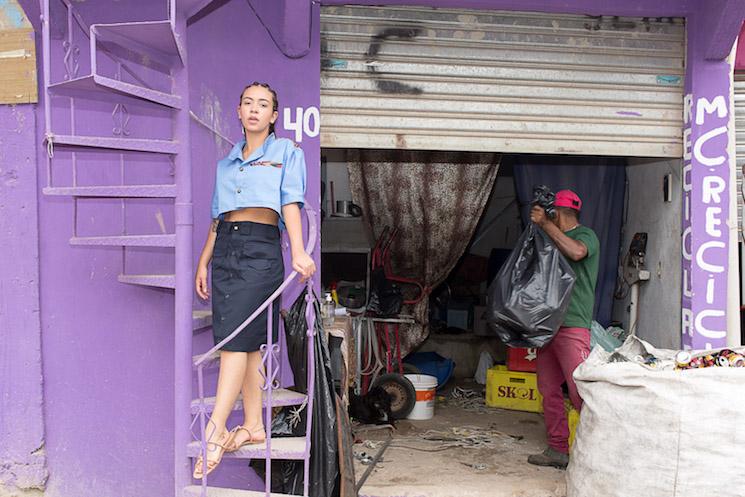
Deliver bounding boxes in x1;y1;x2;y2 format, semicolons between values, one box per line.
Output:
689;357;704;369
717;355;731;367
675;351;692;369
727;353;745;367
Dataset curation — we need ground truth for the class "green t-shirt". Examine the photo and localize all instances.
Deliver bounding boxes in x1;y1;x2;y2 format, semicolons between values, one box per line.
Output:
562;225;600;329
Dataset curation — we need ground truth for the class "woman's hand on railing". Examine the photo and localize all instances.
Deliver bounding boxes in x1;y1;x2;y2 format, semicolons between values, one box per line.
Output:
292;249;316;283
195;264;210;300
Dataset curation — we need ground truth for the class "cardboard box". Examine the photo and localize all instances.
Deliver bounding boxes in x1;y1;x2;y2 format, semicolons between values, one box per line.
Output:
485;366;543;413
507;347;538;372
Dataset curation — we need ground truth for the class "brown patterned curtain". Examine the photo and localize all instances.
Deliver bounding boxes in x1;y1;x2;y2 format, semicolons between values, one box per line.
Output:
347;149;500;357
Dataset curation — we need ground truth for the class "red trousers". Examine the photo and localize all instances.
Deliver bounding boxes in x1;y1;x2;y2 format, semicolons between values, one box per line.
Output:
536;326;590;454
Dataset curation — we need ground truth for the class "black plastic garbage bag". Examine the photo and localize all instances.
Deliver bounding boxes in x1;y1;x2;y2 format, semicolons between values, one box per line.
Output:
487;224;576;348
276;289;340;497
367;267;403;317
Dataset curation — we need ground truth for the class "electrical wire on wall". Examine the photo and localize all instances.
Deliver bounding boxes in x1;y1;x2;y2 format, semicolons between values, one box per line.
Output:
357;318;384;388
614;177;632;300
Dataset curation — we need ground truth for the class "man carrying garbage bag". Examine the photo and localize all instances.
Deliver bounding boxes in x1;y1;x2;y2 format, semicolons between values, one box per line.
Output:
526;190;599;470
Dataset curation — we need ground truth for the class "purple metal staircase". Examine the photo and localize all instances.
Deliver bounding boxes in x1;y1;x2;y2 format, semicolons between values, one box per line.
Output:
40;1;318;496
192;216;318;497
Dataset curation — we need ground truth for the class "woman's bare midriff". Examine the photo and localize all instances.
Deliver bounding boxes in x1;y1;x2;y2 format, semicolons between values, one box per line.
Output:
223;207;279;225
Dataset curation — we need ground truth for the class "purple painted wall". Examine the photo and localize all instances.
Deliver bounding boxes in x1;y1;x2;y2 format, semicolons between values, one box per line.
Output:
1;2;46;494
0;102;47;493
32;1;179;496
681;4;739;349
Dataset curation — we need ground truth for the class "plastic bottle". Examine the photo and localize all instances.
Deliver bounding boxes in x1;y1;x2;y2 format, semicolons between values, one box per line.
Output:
330;281;339;305
322;292;336;327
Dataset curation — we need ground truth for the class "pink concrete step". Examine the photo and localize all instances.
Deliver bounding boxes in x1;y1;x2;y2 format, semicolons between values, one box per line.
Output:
186;437;307;461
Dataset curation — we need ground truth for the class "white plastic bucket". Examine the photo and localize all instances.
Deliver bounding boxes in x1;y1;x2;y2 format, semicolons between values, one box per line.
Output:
405;374;438;420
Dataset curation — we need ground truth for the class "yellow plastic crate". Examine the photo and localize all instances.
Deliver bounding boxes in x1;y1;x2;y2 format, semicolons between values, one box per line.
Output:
486;366;543;413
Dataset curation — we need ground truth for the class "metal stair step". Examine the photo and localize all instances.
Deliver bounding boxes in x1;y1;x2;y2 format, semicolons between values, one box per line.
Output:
69;234;176;247
179;0;222;19
183;486;295;497
192;350;220;369
48;75;181;108
92;21;184;69
190;389;307;414
49;134;178;154
186;437;307;461
192;310;212;332
43;184;176;198
118;274;175;289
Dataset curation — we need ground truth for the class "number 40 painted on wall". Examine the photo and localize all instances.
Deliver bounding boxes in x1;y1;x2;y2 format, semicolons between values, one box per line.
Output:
282;106;320;143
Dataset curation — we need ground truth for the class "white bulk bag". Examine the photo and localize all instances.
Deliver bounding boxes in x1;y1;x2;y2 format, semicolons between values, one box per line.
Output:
567;337;745;497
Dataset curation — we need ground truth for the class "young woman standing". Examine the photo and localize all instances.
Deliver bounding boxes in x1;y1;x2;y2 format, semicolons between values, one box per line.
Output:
193;82;316;478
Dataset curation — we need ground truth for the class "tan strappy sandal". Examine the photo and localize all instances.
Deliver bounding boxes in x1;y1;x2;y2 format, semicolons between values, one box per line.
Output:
228;425;266;451
192;429;236;479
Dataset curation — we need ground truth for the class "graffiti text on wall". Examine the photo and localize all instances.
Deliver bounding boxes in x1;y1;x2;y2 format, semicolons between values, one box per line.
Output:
365;27;424;95
681;93;730;349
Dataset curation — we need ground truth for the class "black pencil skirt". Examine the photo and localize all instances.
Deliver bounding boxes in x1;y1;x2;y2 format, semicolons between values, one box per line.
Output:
211;220;284;352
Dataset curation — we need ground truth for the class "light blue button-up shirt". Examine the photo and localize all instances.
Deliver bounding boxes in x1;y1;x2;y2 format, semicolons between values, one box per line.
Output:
211;133;306;229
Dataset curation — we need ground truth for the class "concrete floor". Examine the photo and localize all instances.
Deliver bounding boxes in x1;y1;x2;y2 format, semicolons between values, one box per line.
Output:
352;388;567;497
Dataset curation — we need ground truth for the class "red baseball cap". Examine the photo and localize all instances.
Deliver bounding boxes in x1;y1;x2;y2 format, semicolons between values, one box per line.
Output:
554;190;582;211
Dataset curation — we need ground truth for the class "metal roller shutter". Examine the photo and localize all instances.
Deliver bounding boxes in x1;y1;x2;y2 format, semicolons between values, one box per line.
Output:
736;73;745;233
320;6;684;157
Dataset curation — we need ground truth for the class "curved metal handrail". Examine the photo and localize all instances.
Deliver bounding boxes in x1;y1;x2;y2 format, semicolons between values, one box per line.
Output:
194;207;318;366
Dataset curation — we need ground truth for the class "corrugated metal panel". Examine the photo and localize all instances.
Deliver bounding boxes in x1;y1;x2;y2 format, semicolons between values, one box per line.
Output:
320;6;684;157
735;73;745;232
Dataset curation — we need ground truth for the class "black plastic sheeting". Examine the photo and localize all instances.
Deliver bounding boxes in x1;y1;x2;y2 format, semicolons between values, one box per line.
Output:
253;289;344;497
487;224;576;348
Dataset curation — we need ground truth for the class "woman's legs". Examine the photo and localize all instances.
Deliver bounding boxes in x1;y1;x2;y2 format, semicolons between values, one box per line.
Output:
198;351;248;470
233;350;267;445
